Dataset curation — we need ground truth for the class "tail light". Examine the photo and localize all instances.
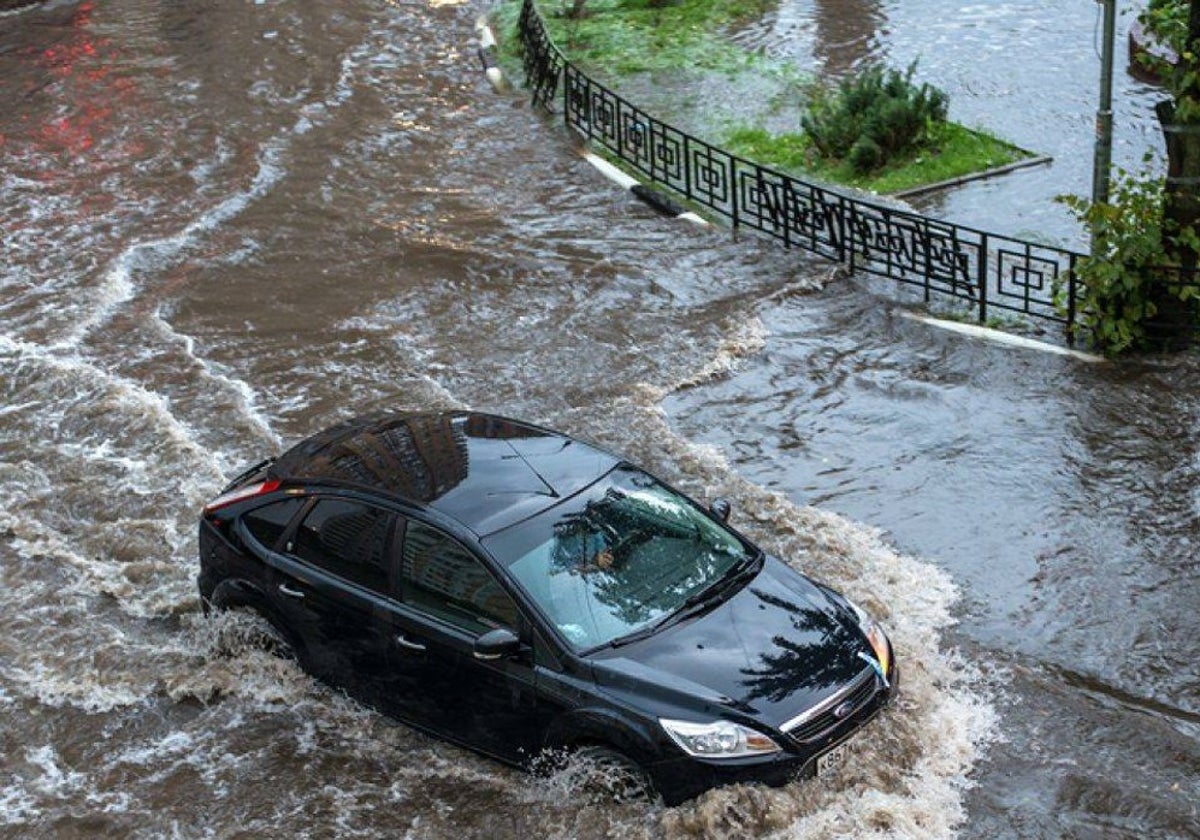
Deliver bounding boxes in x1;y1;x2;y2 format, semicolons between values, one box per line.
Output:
203;479;281;514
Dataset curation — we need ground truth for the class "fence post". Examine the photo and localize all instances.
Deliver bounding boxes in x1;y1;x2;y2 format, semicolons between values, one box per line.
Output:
844;200;854;272
977;234;989;325
921;219;932;304
780;176;791;248
834;194;847;266
562;63;570;126
730;158;739;230
1066;253;1078;346
683;136;692;202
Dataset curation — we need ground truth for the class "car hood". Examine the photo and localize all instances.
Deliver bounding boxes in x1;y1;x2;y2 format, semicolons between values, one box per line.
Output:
587;557;874;729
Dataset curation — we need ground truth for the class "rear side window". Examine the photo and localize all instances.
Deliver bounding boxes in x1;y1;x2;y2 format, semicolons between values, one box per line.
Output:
401;521;518;635
291;499;393;594
242;498;304;551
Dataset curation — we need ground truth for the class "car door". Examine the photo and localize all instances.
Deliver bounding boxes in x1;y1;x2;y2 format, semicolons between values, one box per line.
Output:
389;519;546;764
264;495;400;704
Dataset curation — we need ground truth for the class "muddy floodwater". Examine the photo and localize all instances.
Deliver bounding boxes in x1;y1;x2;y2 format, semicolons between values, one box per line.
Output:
0;1;1197;839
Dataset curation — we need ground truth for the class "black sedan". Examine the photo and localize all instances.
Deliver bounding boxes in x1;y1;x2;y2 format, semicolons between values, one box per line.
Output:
197;411;896;804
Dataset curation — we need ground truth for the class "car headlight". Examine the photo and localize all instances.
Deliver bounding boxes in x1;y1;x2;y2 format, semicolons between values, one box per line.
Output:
659;718;781;759
847;598;893;687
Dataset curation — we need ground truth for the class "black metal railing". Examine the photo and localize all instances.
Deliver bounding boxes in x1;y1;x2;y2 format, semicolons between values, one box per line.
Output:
517;0;1200;348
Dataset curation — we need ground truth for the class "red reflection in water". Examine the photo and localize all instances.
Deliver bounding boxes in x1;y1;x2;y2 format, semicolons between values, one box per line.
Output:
21;1;140;159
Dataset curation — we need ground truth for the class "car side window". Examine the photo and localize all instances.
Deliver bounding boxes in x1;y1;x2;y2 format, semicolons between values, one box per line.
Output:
400;521;518;635
242;498;305;551
290;498;392;595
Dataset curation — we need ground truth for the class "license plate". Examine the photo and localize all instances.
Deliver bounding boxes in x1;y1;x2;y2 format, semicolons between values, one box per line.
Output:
816;737;854;778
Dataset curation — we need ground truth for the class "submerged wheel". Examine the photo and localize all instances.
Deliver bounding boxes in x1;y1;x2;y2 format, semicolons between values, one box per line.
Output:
213;601;303;662
244;608;301;660
574;744;657;804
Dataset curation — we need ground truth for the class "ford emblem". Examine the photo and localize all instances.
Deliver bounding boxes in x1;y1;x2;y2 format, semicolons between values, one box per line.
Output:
833;701;854;720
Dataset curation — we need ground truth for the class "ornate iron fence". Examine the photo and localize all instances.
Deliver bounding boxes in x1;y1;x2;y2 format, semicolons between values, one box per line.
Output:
517;0;1200;348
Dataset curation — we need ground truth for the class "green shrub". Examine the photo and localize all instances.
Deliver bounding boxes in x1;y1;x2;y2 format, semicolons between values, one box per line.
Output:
848;137;882;172
802;61;948;174
1058;162;1199;354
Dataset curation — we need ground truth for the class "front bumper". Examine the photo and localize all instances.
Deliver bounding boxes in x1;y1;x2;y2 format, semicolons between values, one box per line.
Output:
647;666;898;805
647;749;810;805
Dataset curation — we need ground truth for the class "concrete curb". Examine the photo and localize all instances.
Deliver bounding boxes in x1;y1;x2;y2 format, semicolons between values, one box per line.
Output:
576;147;710;228
890;154;1054;200
897;311;1105;362
474;19;509;93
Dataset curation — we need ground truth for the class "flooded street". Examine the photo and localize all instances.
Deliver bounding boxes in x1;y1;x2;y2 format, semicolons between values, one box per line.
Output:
0;0;1196;838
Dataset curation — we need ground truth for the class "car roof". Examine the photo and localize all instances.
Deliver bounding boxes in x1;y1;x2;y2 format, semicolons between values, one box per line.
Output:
269;411;621;536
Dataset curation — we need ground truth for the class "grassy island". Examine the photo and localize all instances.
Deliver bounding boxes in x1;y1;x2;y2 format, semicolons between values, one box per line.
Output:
494;0;1033;196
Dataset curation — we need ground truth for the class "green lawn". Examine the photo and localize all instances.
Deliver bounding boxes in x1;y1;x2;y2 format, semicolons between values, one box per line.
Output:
497;0;779;75
723;123;1028;195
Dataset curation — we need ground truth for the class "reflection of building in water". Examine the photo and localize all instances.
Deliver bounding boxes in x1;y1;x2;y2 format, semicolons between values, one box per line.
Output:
305;414;470;502
812;0;886;78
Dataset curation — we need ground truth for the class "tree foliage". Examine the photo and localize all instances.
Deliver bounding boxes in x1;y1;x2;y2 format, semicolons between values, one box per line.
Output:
1058;162;1198;354
1057;1;1200;352
1141;1;1200;118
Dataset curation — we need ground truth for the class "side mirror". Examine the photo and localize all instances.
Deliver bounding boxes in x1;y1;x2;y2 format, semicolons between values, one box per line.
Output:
473;627;521;661
710;498;732;523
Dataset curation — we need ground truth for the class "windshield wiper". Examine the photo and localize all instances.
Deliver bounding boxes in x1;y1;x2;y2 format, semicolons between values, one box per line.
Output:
604;621;668;649
604;551;763;650
679;550;762;614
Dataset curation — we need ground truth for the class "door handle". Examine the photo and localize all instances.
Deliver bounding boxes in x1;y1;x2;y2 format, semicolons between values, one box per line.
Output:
278;582;305;600
395;634;426;652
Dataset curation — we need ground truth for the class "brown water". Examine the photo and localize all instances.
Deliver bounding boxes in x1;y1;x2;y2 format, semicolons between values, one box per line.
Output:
0;1;1195;838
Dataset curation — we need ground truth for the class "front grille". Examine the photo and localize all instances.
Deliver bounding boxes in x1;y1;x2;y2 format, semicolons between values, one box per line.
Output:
781;666;880;744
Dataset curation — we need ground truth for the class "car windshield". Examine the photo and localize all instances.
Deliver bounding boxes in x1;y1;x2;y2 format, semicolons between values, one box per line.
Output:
483;467;755;651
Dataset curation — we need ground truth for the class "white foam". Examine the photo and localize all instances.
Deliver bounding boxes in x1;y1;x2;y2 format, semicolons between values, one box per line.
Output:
0;399;38;418
53;143;287;349
0;782;39;826
149;309;282;451
672;316;769;391
25;746;87;798
0;746;132;822
0;333;222;484
0;439;214;619
2;657;148;714
113;731;198;767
